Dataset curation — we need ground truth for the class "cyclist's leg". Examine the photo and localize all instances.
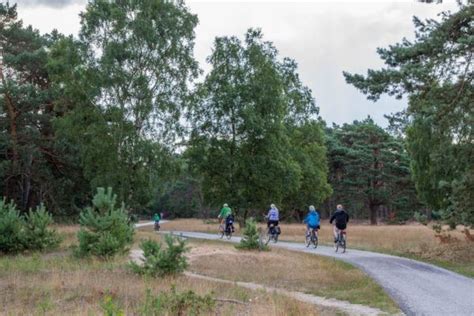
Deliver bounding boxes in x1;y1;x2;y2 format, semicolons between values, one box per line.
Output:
333;225;339;243
220;218;225;231
225;216;230;231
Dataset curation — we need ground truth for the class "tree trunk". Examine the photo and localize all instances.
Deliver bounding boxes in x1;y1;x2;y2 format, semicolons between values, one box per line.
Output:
369;202;378;225
1;64;21;201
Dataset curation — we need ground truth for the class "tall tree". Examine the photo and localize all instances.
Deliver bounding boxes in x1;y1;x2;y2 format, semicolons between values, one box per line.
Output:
0;3;85;213
283;120;332;219
188;29;331;220
325;118;420;224
53;0;199;210
343;5;473;226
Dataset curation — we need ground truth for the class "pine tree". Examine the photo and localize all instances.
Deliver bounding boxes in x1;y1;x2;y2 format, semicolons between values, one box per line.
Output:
325;118;420;224
130;234;188;277
76;187;134;258
23;204;61;251
236;218;267;250
0;3;85;214
0;198;25;253
344;5;473;226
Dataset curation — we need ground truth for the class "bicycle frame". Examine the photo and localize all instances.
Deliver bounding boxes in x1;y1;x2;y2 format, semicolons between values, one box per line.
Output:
219;222;233;239
305;227;319;248
335;228;346;253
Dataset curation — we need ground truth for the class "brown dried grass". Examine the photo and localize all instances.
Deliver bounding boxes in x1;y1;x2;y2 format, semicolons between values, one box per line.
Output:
0;227;327;315
188;242;399;313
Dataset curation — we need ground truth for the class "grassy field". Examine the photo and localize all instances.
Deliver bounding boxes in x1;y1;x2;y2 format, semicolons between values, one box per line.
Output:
186;239;399;313
3;220;469;315
160;219;474;277
0;227;346;315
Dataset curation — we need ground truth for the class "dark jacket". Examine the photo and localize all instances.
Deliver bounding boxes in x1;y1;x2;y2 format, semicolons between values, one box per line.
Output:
330;209;349;227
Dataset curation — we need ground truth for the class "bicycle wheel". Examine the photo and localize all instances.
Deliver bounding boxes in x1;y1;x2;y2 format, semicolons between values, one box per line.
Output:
305;233;311;247
264;231;271;245
341;234;346;253
313;233;318;249
335;233;340;252
273;233;278;243
218;225;224;239
226;229;232;240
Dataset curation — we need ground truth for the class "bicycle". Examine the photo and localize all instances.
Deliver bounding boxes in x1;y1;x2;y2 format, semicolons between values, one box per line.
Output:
218;221;233;240
264;221;279;245
154;221;160;232
305;227;318;248
335;228;346;253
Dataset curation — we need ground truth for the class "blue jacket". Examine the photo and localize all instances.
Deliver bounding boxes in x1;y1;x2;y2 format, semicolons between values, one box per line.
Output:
304;210;320;227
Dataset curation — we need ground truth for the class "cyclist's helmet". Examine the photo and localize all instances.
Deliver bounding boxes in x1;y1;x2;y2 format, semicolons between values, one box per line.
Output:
223;203;228;208
309;205;315;211
270;203;276;209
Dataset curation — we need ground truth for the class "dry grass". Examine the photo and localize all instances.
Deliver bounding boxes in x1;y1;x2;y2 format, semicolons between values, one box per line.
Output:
187;241;399;313
0;227;333;316
160;219;474;277
160;218;224;234
0;263;322;315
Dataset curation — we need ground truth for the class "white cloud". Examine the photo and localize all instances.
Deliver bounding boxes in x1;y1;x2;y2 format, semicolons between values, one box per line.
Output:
14;0;84;8
15;0;460;126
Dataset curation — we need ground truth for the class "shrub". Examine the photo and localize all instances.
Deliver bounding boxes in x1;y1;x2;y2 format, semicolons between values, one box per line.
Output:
76;187;134;258
236;218;268;251
414;211;428;225
24;204;61;251
140;287;215;315
0;198;25;254
0;198;60;254
101;294;124;316
130;234;188;277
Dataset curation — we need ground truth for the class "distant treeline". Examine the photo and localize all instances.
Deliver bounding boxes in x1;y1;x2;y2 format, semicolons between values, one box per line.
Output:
0;2;471;226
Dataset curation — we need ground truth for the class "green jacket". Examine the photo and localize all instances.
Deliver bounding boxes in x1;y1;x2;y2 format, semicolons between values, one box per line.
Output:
153;213;161;222
219;207;232;218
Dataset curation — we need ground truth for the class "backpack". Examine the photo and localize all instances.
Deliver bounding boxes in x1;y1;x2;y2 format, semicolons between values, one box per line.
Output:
226;214;234;225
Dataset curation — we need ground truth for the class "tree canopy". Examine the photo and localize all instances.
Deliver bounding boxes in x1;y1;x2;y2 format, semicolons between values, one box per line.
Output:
4;1;469;226
49;0;199;212
344;5;473;226
324;118;420;224
187;29;331;220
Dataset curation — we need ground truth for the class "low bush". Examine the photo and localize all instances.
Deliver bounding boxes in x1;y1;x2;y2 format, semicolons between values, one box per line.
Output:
236;218;268;251
0;198;25;254
76;187;134;258
414;211;428;225
24;204;61;251
0;198;60;254
101;294;124;316
130;234;188;277
140;287;215;315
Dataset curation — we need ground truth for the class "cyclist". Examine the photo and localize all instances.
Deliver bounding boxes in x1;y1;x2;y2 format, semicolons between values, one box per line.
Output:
304;205;320;238
153;212;161;231
266;203;280;235
329;204;349;246
218;203;234;232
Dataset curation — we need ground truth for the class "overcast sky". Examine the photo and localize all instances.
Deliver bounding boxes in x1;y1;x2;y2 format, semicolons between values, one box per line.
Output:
14;0;459;126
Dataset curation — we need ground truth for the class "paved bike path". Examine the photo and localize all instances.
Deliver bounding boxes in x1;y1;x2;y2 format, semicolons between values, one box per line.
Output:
162;230;474;316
